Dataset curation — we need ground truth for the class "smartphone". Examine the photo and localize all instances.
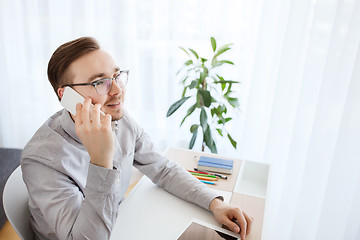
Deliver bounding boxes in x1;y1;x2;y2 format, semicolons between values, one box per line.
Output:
60;86;105;117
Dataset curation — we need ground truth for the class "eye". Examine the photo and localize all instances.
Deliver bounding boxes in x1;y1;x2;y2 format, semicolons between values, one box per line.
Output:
114;74;121;82
94;79;105;86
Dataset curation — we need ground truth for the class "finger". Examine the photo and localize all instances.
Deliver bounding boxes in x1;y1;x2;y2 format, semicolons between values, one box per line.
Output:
92;104;101;125
102;113;112;128
74;103;83;137
99;107;107;121
222;217;241;235
233;208;247;239
74;103;83;124
243;211;254;236
82;98;92;123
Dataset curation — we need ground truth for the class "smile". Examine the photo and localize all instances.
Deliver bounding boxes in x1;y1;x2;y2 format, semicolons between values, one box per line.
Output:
108;101;120;106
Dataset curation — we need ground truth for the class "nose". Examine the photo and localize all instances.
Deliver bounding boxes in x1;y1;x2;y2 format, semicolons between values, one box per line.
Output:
108;78;122;96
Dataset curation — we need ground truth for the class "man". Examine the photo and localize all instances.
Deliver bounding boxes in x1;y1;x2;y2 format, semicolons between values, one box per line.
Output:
21;37;253;240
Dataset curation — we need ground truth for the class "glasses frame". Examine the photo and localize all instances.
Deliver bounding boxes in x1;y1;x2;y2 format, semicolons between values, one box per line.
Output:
62;70;129;95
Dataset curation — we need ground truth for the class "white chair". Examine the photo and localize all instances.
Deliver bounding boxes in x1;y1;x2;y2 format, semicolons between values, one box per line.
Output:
3;166;33;240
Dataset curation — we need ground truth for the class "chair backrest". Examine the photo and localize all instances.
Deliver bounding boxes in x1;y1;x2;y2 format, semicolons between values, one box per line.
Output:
3;166;33;240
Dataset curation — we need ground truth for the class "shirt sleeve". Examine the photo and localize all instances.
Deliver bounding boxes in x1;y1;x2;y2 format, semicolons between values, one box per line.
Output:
132;129;222;210
22;158;122;240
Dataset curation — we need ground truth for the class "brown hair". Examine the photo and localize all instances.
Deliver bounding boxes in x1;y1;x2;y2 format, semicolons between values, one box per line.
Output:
47;37;100;101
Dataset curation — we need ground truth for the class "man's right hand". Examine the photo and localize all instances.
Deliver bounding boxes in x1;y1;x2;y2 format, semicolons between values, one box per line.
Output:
74;98;114;169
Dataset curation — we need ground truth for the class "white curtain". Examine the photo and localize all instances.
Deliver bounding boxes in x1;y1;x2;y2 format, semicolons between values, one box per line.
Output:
0;0;359;239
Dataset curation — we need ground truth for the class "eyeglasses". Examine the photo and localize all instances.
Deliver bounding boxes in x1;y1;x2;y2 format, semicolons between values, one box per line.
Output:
62;70;129;95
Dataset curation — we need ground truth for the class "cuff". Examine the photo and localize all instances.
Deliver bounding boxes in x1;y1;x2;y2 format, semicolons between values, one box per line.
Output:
214;196;225;201
193;187;225;210
86;163;121;194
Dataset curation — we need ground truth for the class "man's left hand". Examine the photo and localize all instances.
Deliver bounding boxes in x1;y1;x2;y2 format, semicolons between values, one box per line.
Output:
209;198;254;240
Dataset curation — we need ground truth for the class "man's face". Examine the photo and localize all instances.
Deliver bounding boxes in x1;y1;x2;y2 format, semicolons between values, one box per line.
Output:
59;49;126;121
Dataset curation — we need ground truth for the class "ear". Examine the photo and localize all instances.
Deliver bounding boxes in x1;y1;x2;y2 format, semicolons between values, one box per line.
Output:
57;87;65;100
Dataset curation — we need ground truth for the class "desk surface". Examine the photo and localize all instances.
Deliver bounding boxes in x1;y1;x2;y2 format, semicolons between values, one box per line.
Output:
110;176;222;239
110;148;269;240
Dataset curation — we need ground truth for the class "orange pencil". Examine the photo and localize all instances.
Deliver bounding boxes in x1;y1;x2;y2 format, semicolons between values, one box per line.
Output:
194;176;218;181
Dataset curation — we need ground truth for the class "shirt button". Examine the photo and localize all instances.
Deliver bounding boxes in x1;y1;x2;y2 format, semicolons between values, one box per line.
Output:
117;178;120;184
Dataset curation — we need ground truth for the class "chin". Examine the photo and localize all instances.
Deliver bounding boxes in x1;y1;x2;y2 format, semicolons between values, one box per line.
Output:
110;108;124;121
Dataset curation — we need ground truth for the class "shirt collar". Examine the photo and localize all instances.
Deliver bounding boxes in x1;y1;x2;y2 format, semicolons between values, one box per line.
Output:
60;109;81;144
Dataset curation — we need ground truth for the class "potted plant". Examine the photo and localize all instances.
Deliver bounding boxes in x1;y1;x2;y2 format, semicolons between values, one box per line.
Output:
166;37;240;153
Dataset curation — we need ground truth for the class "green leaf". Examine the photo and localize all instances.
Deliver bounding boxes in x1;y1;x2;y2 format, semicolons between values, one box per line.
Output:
217;117;225;125
216;128;223;137
179;47;190;57
212;105;227;120
215;47;230;57
221;82;226;91
211;57;217;67
213;80;240;84
203;124;213;149
216;117;232;125
197;89;212;107
216;75;225;81
176;67;184;75
227;133;237;149
189;80;198;89
200;70;207;82
219;104;226;112
181;86;188;98
166;96;190;117
211;37;216;52
212;62;224;68
186;67;196;73
201;58;207;63
180;103;197;126
227;97;240;108
185;60;193;66
190;124;199;133
219;60;234;65
189;128;198;149
180;76;189;84
210;141;218;153
188;48;199;59
203;66;209;75
200;108;208;130
225;117;232;122
212;60;235;68
203;125;217;153
215;43;233;57
225;83;233;95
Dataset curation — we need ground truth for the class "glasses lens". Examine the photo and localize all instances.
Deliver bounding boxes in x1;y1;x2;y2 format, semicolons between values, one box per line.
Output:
94;71;128;95
95;79;112;95
115;72;128;86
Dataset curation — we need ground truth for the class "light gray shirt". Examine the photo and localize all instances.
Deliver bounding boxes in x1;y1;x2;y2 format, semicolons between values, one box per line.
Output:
21;109;220;240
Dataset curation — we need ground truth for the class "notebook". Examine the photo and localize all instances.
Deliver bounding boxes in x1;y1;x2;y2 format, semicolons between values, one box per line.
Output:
197;156;234;174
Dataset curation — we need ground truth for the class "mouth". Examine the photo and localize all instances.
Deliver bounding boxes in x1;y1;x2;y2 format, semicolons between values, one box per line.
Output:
106;100;122;109
107;101;120;106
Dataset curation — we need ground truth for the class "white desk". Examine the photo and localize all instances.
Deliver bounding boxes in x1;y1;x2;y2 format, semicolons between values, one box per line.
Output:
110;148;270;240
110;176;221;239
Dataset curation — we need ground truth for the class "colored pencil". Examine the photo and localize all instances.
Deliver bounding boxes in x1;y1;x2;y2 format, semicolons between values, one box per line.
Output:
188;171;217;178
200;180;216;185
194;176;217;181
193;168;228;179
